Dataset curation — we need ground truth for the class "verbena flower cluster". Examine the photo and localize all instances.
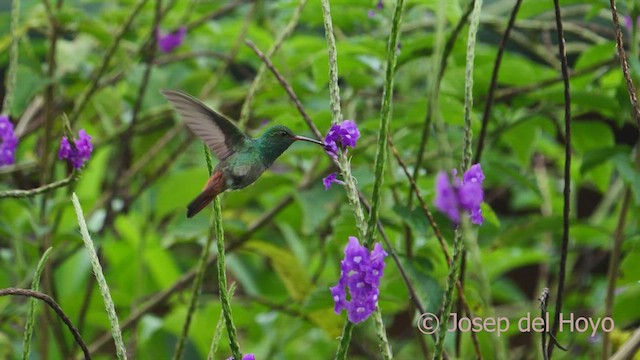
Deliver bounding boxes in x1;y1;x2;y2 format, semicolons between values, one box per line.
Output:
0;115;18;167
323;120;360;159
156;26;186;53
434;163;485;225
330;237;388;323
323;172;345;190
322;120;360;190
226;354;255;360
58;129;93;169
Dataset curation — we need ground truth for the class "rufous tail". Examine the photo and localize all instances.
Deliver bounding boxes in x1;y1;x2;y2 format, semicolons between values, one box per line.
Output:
187;171;227;218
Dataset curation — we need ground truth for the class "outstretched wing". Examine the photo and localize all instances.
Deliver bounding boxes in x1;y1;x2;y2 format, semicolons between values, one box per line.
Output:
161;89;248;160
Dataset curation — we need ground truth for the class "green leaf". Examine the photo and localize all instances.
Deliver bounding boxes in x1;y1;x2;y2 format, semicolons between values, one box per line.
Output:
397;255;443;314
392;204;430;235
581;146;629;174
155;167;208;218
612;153;640;204
144;246;181;289
483;248;547;280
10;65;48;116
495;216;564;246
613;283;640;327
243;240;312;302
243;240;342;336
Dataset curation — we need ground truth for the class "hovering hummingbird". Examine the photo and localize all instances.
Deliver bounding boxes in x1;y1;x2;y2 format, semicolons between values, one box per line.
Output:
162;89;324;218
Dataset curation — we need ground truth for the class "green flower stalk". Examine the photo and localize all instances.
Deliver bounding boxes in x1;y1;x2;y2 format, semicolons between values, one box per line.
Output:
365;0;405;248
320;0;405;359
203;146;242;360
433;0;484;358
71;193;127;360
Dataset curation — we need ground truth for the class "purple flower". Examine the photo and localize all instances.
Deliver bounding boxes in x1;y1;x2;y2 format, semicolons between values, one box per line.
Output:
368;9;375;18
226;354;255;360
323;172;345;190
0;115;18;167
434;163;485;225
323;120;360;158
376;0;383;10
156;26;186;53
58;129;93;169
623;15;640;30
330;237;387;323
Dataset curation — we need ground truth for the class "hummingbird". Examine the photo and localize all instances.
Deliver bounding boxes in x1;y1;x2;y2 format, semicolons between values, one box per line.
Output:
161;89;324;218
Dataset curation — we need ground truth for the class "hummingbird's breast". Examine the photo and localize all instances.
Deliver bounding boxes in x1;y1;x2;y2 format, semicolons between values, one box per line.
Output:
221;142;266;190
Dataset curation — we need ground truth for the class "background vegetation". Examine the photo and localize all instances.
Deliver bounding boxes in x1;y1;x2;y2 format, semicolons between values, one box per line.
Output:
1;0;639;359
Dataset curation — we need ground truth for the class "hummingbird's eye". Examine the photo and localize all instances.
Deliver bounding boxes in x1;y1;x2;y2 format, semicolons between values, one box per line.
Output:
280;131;288;137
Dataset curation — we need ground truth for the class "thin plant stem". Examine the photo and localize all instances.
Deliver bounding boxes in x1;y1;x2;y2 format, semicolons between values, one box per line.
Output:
21;247;53;360
68;0;149;125
463;226;504;359
334;320;354;360
0;172;77;198
320;0;368;243
474;0;523;164
433;229;463;360
494;58;616;100
320;0;394;358
320;0;342;126
244;39;322;139
539;288;550;360
364;0;405;247
388;138;482;358
71;193;127;360
172;143;219;360
2;0;20;114
238;0;308;129
207;283;237;360
460;0;522;355
372;309;393;359
434;0;483;358
41;0;60;186
202;145;242;360
123;0;162;140
609;0;640;132
601;188;631;359
0;288;91;360
601;145;640;357
532;155;554;360
410;0;474;204
107;0;162;222
460;0;482;172
546;1;572;358
611;327;640;360
185;0;248;32
200;2;256;98
214;197;241;359
409;0;445;198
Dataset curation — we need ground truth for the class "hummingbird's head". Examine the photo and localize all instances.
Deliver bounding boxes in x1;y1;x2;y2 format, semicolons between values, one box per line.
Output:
258;125;323;166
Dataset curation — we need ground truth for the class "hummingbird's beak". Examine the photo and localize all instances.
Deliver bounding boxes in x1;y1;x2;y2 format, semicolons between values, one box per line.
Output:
294;135;324;146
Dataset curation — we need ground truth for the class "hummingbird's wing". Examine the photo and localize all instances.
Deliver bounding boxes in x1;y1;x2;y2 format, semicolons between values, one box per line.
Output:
161;89;248;160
